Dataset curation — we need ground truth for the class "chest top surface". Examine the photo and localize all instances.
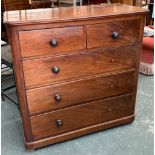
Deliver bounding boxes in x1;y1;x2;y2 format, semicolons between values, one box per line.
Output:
3;4;148;25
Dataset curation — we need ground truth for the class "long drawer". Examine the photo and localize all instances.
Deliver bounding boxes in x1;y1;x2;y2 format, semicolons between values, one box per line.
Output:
27;70;136;115
30;93;134;140
19;26;85;58
87;18;140;49
23;45;138;88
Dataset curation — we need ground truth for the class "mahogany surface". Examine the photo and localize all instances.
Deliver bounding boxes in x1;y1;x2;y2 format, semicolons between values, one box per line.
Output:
19;26;85;57
22;45;138;88
4;4;147;25
87;18;140;48
3;4;148;150
30;93;134;140
27;70;136;115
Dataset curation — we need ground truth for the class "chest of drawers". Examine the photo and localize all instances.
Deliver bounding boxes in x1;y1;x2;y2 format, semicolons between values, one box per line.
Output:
4;4;148;150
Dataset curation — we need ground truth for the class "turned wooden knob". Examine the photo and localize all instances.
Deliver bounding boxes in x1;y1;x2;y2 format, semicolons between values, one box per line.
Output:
50;38;58;47
112;32;119;39
55;94;61;102
56;119;63;128
52;66;60;74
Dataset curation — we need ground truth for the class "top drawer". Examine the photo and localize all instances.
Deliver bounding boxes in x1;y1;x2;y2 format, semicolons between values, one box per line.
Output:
19;26;85;58
87;18;141;49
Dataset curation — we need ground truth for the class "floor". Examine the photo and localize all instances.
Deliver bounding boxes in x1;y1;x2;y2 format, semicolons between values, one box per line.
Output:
1;74;154;155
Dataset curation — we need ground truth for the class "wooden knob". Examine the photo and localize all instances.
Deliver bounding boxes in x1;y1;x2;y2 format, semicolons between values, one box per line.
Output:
56;119;63;128
110;84;114;88
50;38;58;47
108;108;112;112
111;59;114;62
52;67;60;74
112;32;119;39
55;94;61;102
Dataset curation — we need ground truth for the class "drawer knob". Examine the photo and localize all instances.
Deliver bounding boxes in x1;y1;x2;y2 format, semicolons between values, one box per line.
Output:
108;108;112;112
52;67;60;74
111;59;114;62
55;94;61;102
110;84;114;88
112;32;119;39
50;38;58;47
56;119;63;128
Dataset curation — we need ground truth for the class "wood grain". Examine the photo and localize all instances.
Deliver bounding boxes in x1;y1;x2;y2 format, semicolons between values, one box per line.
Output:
23;45;138;88
6;26;33;143
131;15;146;114
27;70;136;115
30;93;134;140
26;115;135;149
87;18;141;48
19;26;85;58
3;4;148;25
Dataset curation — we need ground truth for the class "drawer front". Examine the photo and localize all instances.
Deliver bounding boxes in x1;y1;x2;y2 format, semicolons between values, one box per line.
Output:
87;18;140;49
23;45;138;88
27;70;136;115
19;26;85;58
30;93;133;140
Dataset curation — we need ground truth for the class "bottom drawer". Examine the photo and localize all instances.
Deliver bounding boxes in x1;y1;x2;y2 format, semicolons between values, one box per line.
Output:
30;93;134;140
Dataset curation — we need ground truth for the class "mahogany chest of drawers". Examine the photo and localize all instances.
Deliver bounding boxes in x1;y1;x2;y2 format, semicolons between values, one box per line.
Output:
4;4;148;150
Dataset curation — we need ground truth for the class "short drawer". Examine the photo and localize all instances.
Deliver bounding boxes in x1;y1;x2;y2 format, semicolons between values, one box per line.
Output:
30;93;134;140
27;70;136;115
19;26;85;58
23;45;138;88
87;18;140;49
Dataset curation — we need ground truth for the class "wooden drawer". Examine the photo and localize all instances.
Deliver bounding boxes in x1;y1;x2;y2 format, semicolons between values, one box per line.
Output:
30;93;134;140
87;18;140;49
19;26;85;58
27;70;136;115
23;45;138;88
